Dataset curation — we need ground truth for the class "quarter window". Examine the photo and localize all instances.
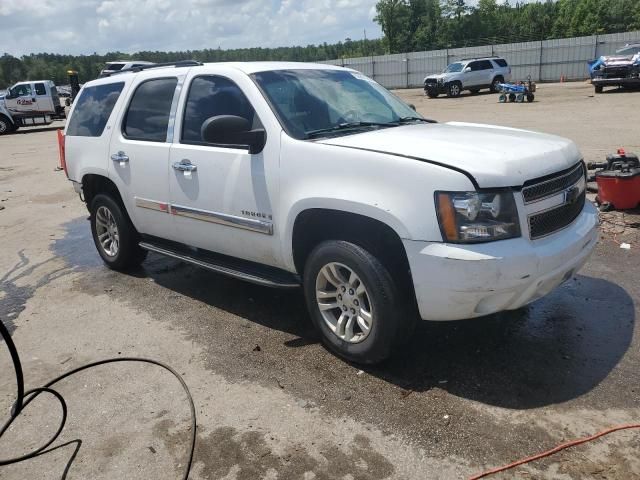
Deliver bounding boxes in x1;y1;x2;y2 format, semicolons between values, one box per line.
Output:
182;75;261;145
494;59;508;68
123;77;178;142
66;82;125;137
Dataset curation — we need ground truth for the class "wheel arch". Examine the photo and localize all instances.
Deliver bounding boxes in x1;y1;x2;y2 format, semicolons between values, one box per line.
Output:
288;205;412;289
81;173;126;213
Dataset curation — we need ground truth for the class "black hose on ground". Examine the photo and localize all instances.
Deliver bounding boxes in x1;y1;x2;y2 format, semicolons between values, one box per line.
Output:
0;319;196;479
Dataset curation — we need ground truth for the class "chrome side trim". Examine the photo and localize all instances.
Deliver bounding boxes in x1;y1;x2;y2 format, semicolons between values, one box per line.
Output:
138;242;298;288
135;197;169;212
170;204;273;235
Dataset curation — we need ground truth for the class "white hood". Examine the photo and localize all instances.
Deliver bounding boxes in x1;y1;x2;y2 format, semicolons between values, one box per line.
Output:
319;122;581;188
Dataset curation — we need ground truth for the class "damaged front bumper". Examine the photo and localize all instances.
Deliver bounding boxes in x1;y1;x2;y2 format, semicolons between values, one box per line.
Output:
404;202;599;321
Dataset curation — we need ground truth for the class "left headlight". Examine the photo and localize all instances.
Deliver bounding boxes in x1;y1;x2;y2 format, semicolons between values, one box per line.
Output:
435;191;521;243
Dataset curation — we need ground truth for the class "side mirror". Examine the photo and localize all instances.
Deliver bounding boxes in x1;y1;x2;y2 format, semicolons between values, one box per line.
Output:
408;103;417;111
464;67;472;73
201;115;266;154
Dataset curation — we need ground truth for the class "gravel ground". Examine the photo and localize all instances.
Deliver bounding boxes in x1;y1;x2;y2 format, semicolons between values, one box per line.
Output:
0;82;639;480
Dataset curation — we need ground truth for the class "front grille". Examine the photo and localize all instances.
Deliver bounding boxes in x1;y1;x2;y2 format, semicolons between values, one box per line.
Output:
522;163;585;204
602;66;632;78
528;190;585;239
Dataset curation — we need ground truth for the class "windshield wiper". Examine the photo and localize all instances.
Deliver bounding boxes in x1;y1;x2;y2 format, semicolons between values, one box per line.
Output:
394;116;436;124
306;121;393;139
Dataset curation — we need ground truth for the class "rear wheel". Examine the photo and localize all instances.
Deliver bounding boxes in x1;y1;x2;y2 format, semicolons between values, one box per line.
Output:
508;93;516;103
303;241;410;364
498;94;507;103
447;82;462;98
516;93;525;103
526;93;535;102
90;194;147;271
0;115;14;135
491;76;504;93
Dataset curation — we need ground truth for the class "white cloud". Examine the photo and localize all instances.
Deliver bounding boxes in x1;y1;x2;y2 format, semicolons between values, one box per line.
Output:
0;0;382;56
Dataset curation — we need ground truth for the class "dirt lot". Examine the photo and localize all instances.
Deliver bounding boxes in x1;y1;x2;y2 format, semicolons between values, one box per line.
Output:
1;82;639;480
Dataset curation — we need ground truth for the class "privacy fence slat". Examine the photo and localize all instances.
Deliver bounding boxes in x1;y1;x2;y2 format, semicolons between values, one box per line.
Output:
320;31;640;88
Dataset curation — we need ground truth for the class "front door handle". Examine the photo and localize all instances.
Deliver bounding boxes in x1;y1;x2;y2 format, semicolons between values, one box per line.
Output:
111;151;129;163
172;159;197;172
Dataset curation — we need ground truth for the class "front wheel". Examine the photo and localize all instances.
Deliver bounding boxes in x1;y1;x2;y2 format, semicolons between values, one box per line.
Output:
303;241;410;364
594;85;603;94
90;194;147;271
447;82;462;98
0;115;15;135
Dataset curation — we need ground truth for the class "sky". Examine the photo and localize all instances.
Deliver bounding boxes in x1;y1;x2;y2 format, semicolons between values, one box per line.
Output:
0;0;498;57
0;0;390;56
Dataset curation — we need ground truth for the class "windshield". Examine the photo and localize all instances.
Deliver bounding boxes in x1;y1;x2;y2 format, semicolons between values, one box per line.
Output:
444;62;464;73
616;46;640;56
252;69;421;140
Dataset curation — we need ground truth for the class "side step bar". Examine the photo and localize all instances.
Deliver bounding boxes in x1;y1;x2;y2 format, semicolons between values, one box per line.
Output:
139;241;300;289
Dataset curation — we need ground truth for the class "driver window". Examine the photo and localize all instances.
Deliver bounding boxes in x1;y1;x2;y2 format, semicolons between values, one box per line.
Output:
12;84;32;97
181;75;262;145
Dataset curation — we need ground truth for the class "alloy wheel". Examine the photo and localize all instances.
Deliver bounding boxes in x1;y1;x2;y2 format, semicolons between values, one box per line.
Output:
315;262;374;344
95;206;120;257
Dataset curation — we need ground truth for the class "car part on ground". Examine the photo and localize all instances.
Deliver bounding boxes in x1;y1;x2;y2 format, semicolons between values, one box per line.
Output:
424;56;511;98
588;149;640;210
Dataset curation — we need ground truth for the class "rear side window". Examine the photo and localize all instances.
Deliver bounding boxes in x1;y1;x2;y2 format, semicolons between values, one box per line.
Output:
182;75;260;145
123;78;177;142
106;63;125;71
478;60;494;70
34;83;46;95
494;59;508;67
66;82;124;137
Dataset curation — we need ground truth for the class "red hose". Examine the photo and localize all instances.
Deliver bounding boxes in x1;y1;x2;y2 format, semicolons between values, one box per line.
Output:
469;423;640;480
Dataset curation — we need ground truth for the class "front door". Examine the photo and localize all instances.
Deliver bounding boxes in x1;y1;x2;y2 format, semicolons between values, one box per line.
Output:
168;72;280;266
108;74;182;239
6;83;36;115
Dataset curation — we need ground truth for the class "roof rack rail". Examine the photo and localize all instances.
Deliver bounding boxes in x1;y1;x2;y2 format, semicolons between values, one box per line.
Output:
459;55;500;61
108;60;203;76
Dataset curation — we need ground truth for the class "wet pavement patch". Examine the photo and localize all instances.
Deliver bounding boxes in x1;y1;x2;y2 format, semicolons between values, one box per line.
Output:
154;419;395;480
51;216;103;271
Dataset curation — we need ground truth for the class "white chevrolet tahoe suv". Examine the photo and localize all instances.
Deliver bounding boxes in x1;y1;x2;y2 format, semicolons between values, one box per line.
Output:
62;60;598;364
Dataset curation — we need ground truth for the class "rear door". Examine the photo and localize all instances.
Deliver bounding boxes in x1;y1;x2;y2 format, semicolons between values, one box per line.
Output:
34;82;55;113
108;71;185;239
478;60;495;86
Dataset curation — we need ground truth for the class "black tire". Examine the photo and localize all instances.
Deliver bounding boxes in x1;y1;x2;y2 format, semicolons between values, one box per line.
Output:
90;193;147;271
491;76;504;93
508;93;516;103
526;93;535;102
0;115;15;135
303;241;410;364
594;85;603;94
426;90;439;99
447;82;462;98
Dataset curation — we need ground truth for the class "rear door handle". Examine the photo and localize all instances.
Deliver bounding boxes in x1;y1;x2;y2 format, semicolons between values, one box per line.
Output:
110;151;129;163
172;159;197;172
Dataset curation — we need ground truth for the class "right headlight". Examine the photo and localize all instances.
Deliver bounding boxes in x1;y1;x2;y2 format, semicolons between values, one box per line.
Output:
435;191;521;243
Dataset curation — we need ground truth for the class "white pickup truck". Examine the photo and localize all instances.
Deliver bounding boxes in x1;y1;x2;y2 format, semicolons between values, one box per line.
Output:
0;80;65;134
62;61;598;364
